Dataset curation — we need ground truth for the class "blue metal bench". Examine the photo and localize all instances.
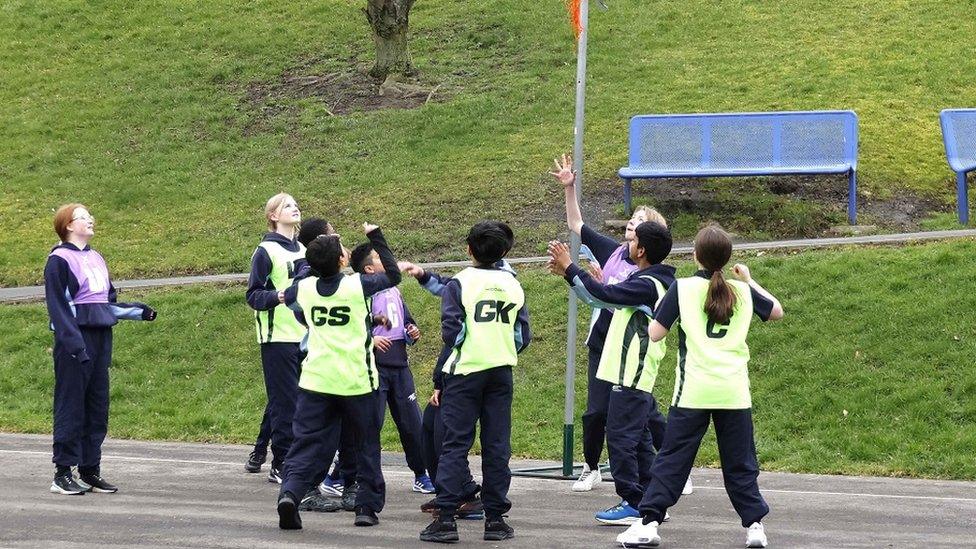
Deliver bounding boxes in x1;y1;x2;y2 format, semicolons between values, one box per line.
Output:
618;110;860;224
939;109;976;224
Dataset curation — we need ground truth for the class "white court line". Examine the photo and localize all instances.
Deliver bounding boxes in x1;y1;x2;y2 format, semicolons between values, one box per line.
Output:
4;448;975;504
0;449;416;477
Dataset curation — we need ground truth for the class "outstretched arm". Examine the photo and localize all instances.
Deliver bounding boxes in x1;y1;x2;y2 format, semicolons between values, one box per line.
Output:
550;153;583;236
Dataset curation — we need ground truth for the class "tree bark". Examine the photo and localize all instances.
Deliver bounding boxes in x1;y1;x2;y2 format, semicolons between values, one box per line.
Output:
364;0;416;79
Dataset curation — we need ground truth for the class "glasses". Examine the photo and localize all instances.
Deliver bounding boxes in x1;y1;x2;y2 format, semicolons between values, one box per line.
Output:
72;214;95;222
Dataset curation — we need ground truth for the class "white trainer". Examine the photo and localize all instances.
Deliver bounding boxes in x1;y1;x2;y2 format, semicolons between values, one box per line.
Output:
682;477;694;495
616;520;660;548
746;522;768;548
572;464;602;492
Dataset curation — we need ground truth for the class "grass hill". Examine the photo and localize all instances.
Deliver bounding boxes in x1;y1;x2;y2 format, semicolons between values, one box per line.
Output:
2;0;976;286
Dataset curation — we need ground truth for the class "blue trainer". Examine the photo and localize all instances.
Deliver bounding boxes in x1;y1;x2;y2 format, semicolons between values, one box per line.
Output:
319;474;344;497
595;501;640;525
413;474;435;494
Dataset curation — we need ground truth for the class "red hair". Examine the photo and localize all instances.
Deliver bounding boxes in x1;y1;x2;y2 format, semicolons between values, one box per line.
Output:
53;203;86;242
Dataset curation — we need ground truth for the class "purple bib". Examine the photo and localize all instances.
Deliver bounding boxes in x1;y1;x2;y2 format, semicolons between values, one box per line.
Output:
372;287;406;340
49;247;111;304
601;244;637;286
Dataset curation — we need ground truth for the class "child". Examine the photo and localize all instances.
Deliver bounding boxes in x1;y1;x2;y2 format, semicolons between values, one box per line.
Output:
246;193;306;484
399;257;519;520
548;220;675;526
44;203;157;495
350;243;436;494
276;223;400;530
419;221;531;544
246;217;333;475
549;154;692;496
616;224;784;549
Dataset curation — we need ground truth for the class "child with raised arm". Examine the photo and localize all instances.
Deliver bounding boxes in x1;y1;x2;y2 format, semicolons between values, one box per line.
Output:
617;224;784;549
276;223;400;531
548;220;675;526
419;221;530;544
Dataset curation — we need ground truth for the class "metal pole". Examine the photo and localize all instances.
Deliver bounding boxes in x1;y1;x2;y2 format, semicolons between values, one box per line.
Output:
563;0;589;478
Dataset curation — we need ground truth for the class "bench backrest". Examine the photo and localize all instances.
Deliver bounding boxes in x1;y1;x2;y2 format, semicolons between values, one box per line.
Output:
627;111;858;174
940;109;976;173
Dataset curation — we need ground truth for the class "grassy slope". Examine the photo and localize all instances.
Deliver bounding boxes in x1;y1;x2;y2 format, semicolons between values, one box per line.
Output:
2;1;975;286
3;240;976;479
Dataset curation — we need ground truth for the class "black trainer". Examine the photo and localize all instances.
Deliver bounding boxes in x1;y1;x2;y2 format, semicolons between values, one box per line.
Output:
341;482;359;511
354;506;379;527
299;489;343;513
277;492;302;530
78;473;118;493
484;517;514;541
268;465;282;484
245;451;266;473
50;472;86;495
420;516;459;543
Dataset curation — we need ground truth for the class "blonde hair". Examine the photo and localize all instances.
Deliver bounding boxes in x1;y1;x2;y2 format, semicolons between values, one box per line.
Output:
265;193;295;231
53;203;86;242
633;205;668;229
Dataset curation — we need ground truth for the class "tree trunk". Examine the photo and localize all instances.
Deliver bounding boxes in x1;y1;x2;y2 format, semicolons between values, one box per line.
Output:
364;0;416;79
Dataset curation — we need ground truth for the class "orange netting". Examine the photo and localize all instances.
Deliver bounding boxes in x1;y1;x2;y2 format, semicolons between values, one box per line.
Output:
566;0;583;40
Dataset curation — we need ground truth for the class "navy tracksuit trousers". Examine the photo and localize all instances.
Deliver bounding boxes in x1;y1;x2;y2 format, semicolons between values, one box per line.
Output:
606;385;666;508
421;401;479;498
435;367;513;518
582;346;612;470
52;326;112;473
260;342;303;467
253;403;272;453
639;407;769;527
281;389;386;513
377;366;426;477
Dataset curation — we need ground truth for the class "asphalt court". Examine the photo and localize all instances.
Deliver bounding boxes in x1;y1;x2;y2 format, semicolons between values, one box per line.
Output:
1;434;974;548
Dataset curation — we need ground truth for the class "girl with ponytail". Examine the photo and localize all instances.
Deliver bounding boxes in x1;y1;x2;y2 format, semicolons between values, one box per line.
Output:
616;223;783;549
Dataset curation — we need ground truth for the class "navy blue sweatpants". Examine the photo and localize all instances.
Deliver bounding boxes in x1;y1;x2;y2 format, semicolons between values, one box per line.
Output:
435;367;512;518
377;366;426;477
421;402;479;498
582;346;612;470
281;389;386;513
253;403;272;453
52;326;112;473
606;386;666;508
638;407;769;527
260;342;303;467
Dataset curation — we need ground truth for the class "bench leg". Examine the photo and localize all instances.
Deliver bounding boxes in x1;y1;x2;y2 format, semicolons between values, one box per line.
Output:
623;178;632;216
958;172;970;225
848;171;857;225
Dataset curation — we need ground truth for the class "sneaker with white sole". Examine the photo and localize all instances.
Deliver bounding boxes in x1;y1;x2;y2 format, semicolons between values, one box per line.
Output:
50;472;86;495
682;477;694;495
319;474;344;496
595;501;640;525
746;522;767;548
413;474;435;494
616;520;660;548
572;464;602;492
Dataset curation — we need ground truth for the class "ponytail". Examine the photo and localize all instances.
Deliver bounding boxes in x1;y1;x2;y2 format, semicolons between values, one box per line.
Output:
705;270;736;325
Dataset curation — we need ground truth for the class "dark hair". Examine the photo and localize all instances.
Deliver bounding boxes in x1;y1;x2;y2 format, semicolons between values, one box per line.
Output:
634;221;672;265
305;235;343;277
694;224;735;325
297;217;331;247
466;221;513;266
349;243;374;274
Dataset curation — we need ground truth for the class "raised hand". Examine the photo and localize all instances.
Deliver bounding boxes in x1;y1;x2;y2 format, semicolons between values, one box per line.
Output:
398;261;425;278
587;261;603;281
363;222;379;234
732;263;752;283
548;153;575;187
548;240;572;276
